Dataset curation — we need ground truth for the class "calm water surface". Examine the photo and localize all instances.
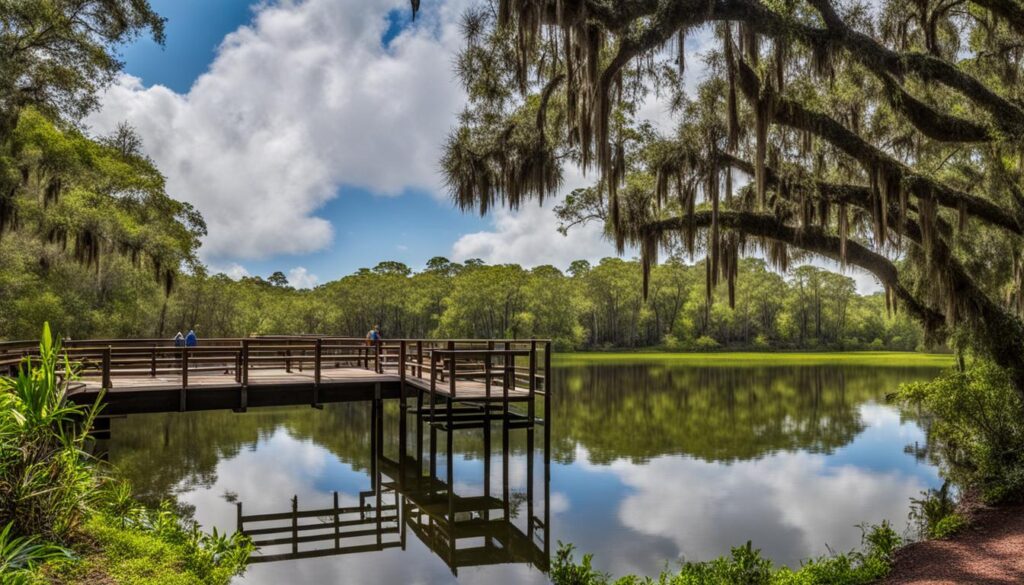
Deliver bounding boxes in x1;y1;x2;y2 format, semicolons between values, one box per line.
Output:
103;362;943;584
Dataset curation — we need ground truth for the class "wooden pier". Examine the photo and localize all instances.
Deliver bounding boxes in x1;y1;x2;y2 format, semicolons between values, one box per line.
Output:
0;336;551;423
1;335;553;575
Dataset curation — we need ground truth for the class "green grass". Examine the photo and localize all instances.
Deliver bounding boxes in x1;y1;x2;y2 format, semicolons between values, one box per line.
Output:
554;351;954;367
36;514;244;585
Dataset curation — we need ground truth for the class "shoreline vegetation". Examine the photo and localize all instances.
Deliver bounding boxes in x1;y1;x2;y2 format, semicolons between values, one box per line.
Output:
1;326;252;584
554;350;954;367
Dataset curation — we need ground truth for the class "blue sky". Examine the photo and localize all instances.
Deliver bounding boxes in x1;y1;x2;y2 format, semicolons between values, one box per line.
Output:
101;0;610;287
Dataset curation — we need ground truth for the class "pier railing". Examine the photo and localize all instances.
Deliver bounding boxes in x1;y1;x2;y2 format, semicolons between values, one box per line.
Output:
0;337;551;411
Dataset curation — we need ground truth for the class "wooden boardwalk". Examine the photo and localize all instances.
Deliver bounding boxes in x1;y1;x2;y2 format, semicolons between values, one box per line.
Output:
1;336;550;420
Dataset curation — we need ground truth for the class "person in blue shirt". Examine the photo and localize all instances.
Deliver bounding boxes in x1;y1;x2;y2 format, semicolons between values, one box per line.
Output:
185;329;198;347
365;325;381;346
173;332;184;347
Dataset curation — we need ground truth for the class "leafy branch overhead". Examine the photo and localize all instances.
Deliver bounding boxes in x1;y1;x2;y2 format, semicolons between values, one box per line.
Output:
0;1;199;294
442;0;1024;392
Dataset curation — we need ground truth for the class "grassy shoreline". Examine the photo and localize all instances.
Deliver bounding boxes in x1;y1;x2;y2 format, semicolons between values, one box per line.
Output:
554;350;955;367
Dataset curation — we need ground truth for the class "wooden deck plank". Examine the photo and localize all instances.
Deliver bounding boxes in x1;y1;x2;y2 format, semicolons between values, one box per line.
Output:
71;366;529;400
73;367;399;394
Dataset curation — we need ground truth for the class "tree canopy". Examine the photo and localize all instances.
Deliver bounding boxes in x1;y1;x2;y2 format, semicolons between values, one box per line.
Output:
441;0;1024;390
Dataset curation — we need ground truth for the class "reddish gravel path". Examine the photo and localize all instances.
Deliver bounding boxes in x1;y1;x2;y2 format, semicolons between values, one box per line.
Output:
884;505;1024;584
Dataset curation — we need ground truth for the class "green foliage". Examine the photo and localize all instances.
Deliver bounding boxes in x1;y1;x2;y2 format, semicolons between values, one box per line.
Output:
896;361;1024;503
908;481;962;538
929;513;966;539
0;323;102;543
0;324;252;584
0;253;926;355
0;522;73;575
550;524;901;585
694;335;720;350
40;513;251;585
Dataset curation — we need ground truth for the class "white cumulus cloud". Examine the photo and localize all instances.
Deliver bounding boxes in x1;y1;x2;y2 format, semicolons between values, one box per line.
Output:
286;266;319;289
88;0;470;262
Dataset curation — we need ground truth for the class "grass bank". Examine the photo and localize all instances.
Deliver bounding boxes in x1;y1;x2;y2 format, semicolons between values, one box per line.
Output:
554;350;954;367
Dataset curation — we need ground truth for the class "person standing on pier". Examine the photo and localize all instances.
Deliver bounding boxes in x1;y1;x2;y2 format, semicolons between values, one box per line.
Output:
185;329;197;347
366;325;382;372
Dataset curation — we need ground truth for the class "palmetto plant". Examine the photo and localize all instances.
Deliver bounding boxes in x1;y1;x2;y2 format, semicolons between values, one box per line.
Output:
0;521;72;574
0;323;104;544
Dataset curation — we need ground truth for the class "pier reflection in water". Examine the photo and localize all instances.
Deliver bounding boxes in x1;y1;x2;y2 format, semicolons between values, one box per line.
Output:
233;398;550;576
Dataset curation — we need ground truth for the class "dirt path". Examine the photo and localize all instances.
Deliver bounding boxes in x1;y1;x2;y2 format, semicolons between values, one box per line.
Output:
884;505;1024;584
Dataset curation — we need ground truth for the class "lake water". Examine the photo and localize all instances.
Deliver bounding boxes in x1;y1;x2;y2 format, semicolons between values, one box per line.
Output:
102;361;944;584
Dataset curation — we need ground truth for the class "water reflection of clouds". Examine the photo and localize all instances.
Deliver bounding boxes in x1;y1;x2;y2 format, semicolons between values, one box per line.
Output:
174;428;553;585
554;403;941;577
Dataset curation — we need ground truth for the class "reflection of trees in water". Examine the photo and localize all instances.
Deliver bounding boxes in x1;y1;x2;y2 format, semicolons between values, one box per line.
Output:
552;365;942;464
103;365;942;511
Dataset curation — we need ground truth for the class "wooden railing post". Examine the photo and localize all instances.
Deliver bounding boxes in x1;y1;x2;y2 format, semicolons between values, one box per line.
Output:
503;346;511;421
181;346;189;389
150;344;157;378
485;341;493;399
285;347;292;373
241;339;249;387
429;352;437;424
102;345;112;390
399;340;407;408
448;348;456;399
417;340;423;378
375;340;381;374
544;340;552;463
314;338;322;387
528;339;537;423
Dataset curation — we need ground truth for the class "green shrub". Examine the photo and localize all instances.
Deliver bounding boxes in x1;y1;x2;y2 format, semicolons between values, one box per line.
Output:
550;523;901;585
0;323;103;543
694;335;720;351
908;481;960;539
0;323;253;584
929;513;966;539
896;361;1024;503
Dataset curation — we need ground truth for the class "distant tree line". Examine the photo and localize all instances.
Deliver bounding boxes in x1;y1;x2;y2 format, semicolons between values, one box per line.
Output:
0;242;924;351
